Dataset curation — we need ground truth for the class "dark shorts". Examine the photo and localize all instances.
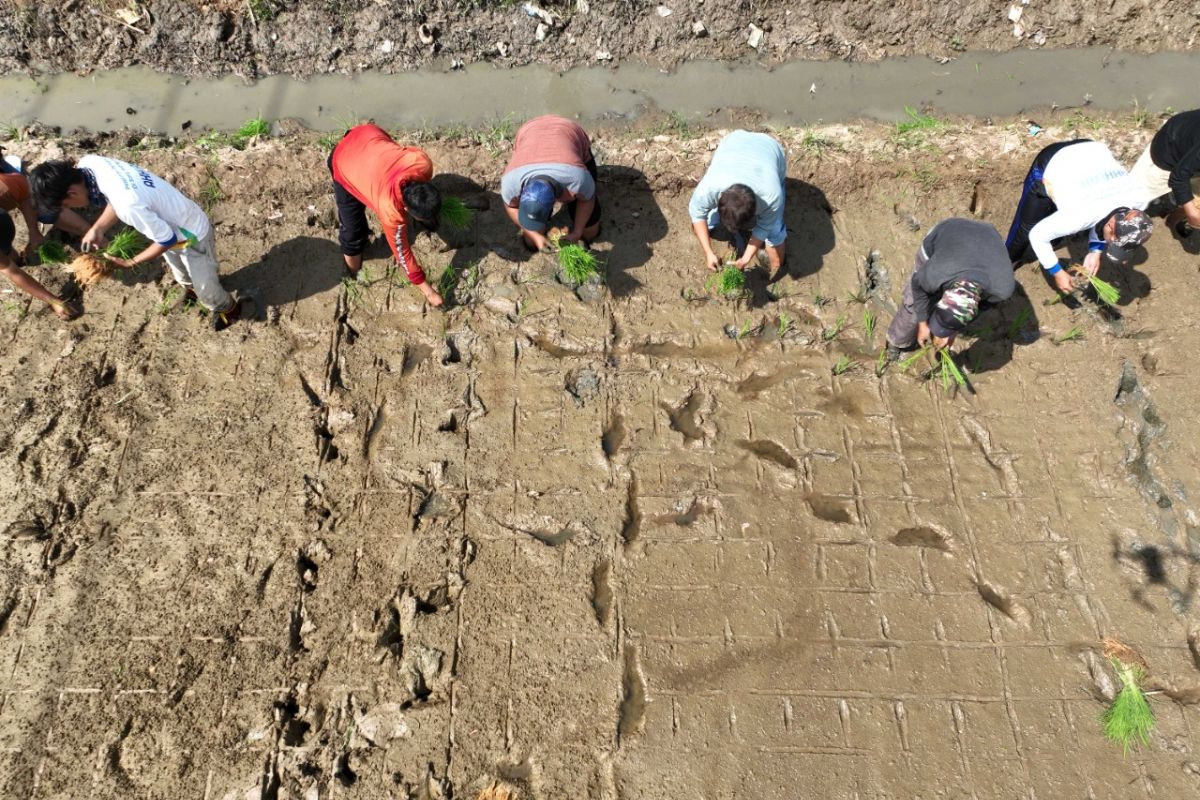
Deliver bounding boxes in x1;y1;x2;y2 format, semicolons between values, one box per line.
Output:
566;156;602;229
0;210;14;254
328;152;371;257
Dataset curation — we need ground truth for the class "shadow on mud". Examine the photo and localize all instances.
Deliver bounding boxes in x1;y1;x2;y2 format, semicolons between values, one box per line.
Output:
958;283;1038;375
596;165;668;298
227;235;344;306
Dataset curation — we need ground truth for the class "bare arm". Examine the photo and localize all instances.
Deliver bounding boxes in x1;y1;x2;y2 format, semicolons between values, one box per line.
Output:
17;197;43;255
735;237;764;270
691;220;721;272
0;257;76;319
505;204;550;251
107;241;169;270
83;204;120;251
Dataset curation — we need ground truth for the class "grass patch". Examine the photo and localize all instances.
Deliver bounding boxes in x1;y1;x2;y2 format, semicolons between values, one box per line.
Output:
892;106;944;149
232;117;270;149
439;196;473;230
36;240;70;265
706;264;747;300
798;128;840;158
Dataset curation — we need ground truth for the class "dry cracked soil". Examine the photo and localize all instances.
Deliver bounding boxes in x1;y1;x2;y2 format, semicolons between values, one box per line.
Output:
2;111;1200;799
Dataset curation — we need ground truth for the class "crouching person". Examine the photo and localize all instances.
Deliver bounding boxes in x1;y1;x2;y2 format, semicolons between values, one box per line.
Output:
887;218;1015;354
29;157;242;330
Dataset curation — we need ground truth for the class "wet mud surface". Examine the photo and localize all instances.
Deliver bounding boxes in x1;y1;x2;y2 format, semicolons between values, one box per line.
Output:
0;0;1197;78
2;112;1200;797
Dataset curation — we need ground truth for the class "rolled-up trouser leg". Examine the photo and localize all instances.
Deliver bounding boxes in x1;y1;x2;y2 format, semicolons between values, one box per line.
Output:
885;251;929;348
162;230;233;313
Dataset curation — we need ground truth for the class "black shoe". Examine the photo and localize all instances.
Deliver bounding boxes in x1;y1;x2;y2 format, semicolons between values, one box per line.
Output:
212;298;243;332
1174;220;1193;239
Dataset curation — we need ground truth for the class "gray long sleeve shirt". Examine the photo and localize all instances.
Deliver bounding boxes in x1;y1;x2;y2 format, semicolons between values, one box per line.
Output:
911;218;1016;322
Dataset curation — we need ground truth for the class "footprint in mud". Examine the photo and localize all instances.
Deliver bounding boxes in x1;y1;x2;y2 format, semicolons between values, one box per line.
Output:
602;412;626;460
736;439;798;470
661;391;706;442
976;579;1031;627
591;560;614;627
806;493;855;524
891;525;953;552
621;476;641;549
618;643;647;742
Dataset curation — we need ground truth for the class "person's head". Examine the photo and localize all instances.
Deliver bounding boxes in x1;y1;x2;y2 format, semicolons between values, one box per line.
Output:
1100;207;1153;263
517;178;557;233
930;280;983;339
402;181;442;233
717;184;756;233
29;160;87;212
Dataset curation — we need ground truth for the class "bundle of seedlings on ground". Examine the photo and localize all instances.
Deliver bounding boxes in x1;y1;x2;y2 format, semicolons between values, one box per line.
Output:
1070;264;1121;305
936;348;967;390
556;241;599;285
706;262;747;299
36;240;70;265
1100;638;1155;754
439;196;473;230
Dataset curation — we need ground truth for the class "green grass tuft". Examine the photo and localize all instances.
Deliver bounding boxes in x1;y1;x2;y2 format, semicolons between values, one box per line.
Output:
105;229;149;260
863;308;876;342
777;312;792;338
706;264;747;299
558;243;599;285
1102;662;1155;754
36;240;70;265
439;197;473;230
232;117;270;149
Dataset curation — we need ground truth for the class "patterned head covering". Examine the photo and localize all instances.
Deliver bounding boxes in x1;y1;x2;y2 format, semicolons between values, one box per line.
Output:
929;280;982;338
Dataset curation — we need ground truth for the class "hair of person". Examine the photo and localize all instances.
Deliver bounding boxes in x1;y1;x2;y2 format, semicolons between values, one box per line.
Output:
402;181;442;223
717;184;756;232
28;160;84;210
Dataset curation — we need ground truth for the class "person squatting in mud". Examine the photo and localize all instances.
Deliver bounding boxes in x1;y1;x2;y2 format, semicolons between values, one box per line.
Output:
501;115;601;253
0;157;94;320
29;156;244;330
1129;108;1200;240
688;129;787;274
328;123;445;307
1005;138;1153;295
885;218;1015;357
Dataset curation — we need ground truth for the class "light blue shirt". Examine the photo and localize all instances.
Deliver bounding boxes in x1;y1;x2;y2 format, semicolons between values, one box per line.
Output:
688;130;787;245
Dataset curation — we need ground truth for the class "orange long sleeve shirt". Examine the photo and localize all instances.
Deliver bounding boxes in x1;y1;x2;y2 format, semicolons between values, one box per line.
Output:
331;124;434;285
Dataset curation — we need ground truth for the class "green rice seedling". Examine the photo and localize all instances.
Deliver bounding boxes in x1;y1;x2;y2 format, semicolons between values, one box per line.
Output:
821;313;849;342
863;308;876;342
156;285;183;316
341;274;368;310
436;263;461;303
706;263;747;299
1056;325;1085;343
36;240;70;265
736;319;753;340
832;355;854;376
439;196;473;230
232;117;270;149
558;242;599;285
875;348;889;377
777;312;792;338
898;344;933;372
1100;639;1155;755
105;229;149;260
846;289;868;304
938;349;966;390
813;293;832;308
1087;275;1121;306
1006;308;1032;340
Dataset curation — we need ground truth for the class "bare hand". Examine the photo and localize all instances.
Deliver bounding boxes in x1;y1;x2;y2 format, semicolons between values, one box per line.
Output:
916;320;932;347
932;334;955;350
1053;270;1075;294
561;231;581;245
704;251;721;272
23;232;44;260
107;256;136;269
1081;250;1102;277
50;299;80;321
81;228;107;253
420;282;444;308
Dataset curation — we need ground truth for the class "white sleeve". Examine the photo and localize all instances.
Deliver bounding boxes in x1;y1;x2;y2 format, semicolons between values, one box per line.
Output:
121;201;177;246
1027;210;1086;270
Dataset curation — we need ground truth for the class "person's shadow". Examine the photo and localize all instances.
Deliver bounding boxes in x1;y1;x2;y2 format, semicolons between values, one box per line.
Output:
732;177;835;308
594;165;669;298
226;235;344;308
958;282;1039;374
1063;239;1152;309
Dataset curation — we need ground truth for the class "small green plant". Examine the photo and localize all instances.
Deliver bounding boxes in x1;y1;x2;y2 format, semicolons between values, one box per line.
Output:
1;298;29;320
937;349;966;390
898;344;933;371
846;289;868;304
862;308;876;342
105;229;149;260
439;197;473;230
436;263;461;303
911;166;941;192
799;128;839;157
821;313;849;342
874;348;889;377
1056;325;1085;343
1131;99;1151;129
1085;275;1121;306
735;319;754;340
247;0;278;22
1100;639;1155;755
777;312;792;338
479;114;518;151
706;264;747;299
1007;308;1032;340
36;240;70;265
157;285;184;316
813;293;832;308
832;355;853;376
342;274;369;310
200;173;223;211
558;243;599;285
232;117;270;149
895;107;943;135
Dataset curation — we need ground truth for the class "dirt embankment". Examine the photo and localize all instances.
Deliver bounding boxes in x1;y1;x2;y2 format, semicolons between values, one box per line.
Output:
2;111;1200;799
0;0;1190;78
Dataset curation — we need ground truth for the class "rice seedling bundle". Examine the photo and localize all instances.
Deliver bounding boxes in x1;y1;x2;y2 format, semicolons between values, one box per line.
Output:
558;242;598;285
1100;638;1155;754
36;240;70;265
1070;264;1121;305
439;196;473;230
706;263;746;299
105;229;149;260
938;349;966;389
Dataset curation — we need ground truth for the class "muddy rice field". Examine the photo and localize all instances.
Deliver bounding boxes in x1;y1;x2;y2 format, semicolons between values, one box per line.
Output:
2;111;1200;798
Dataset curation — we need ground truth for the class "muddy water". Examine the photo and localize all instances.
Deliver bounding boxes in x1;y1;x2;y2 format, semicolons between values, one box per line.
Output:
7;48;1200;133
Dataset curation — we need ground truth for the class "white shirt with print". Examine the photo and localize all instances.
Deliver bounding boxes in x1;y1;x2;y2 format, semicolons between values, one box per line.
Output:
78;155;210;246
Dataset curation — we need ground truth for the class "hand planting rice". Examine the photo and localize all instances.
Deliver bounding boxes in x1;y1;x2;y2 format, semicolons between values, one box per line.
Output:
1070;264;1121;305
705;262;747;299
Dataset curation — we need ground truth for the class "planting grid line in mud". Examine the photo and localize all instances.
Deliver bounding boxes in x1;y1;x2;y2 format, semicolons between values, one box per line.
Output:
2;126;1200;798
